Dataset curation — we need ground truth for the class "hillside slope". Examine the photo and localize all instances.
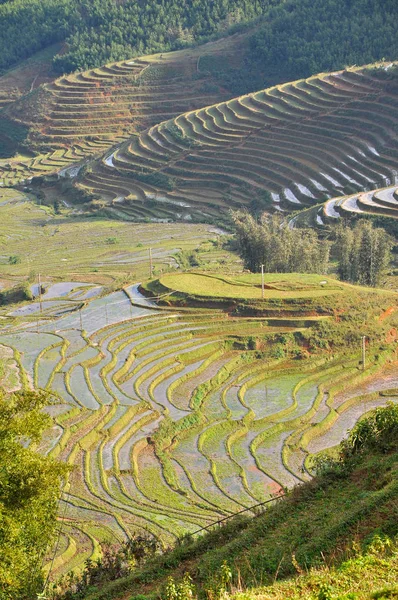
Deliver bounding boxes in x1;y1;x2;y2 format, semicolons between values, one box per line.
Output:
72;63;398;221
0;33;249;186
54;437;398;600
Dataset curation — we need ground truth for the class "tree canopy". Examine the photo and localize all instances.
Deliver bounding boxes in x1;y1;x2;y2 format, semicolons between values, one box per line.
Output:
249;0;398;87
2;0;398;82
334;221;393;287
0;0;270;74
0;388;69;600
231;211;330;274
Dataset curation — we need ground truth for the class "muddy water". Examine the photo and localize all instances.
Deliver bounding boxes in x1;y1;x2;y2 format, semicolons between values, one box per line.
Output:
333;364;398;409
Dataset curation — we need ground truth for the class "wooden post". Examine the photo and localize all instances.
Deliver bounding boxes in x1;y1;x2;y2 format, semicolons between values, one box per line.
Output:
79;309;83;331
105;304;108;326
261;264;265;299
38;273;43;313
362;336;366;371
149;247;153;279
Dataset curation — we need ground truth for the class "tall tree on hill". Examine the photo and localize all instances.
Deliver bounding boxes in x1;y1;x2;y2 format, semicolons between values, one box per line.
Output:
334;221;393;287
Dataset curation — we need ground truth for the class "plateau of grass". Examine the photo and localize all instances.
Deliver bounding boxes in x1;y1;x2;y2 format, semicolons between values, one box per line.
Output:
157;272;366;300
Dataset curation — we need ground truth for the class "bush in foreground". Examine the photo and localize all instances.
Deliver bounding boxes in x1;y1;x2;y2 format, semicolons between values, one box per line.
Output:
0;389;69;600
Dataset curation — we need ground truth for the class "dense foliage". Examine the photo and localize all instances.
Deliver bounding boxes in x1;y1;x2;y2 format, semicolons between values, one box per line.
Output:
248;0;398;88
334;221;393;287
0;388;69;600
342;403;398;457
231;211;330;274
3;0;398;83
0;0;270;74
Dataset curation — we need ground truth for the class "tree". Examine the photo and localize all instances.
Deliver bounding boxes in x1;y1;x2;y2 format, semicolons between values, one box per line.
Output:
335;224;354;282
0;388;70;600
334;221;393;287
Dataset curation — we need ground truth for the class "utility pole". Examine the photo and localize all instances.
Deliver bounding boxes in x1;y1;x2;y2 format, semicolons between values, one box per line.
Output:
149;247;153;279
362;336;367;371
38;273;43;313
261;264;265;299
79;309;83;331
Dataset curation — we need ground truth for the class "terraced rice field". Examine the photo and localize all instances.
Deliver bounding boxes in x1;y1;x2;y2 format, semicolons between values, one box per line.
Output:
0;35;242;187
292;182;398;227
1;275;397;577
0;190;236;283
322;183;398;221
74;63;398;220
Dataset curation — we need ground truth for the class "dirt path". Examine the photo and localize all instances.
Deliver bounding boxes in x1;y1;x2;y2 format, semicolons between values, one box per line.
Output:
379;306;396;322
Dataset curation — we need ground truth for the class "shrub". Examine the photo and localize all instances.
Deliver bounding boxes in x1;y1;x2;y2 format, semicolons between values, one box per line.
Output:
314;404;398;477
341;403;398;458
164;573;195;600
8;255;21;265
106;237;118;245
0;282;32;305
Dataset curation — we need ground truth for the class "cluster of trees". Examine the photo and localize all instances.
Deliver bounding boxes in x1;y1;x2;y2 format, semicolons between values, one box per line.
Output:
231;211;330;274
232;212;393;287
0;0;270;74
334;221;393;287
0;388;69;599
0;0;79;73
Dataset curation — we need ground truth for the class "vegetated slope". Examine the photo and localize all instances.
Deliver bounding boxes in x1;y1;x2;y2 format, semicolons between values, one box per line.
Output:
246;0;398;90
61;438;398;600
0;34;248;186
0;43;63;111
0;0;266;75
73;63;398;222
1;271;397;577
2;0;398;89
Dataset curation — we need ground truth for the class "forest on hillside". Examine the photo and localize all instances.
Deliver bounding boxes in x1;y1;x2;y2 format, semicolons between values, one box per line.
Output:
210;0;398;93
0;0;269;73
249;0;398;86
1;0;398;81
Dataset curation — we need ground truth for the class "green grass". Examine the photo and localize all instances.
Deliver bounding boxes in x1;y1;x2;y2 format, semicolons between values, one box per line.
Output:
158;272;362;300
0;194;236;285
228;540;398;599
